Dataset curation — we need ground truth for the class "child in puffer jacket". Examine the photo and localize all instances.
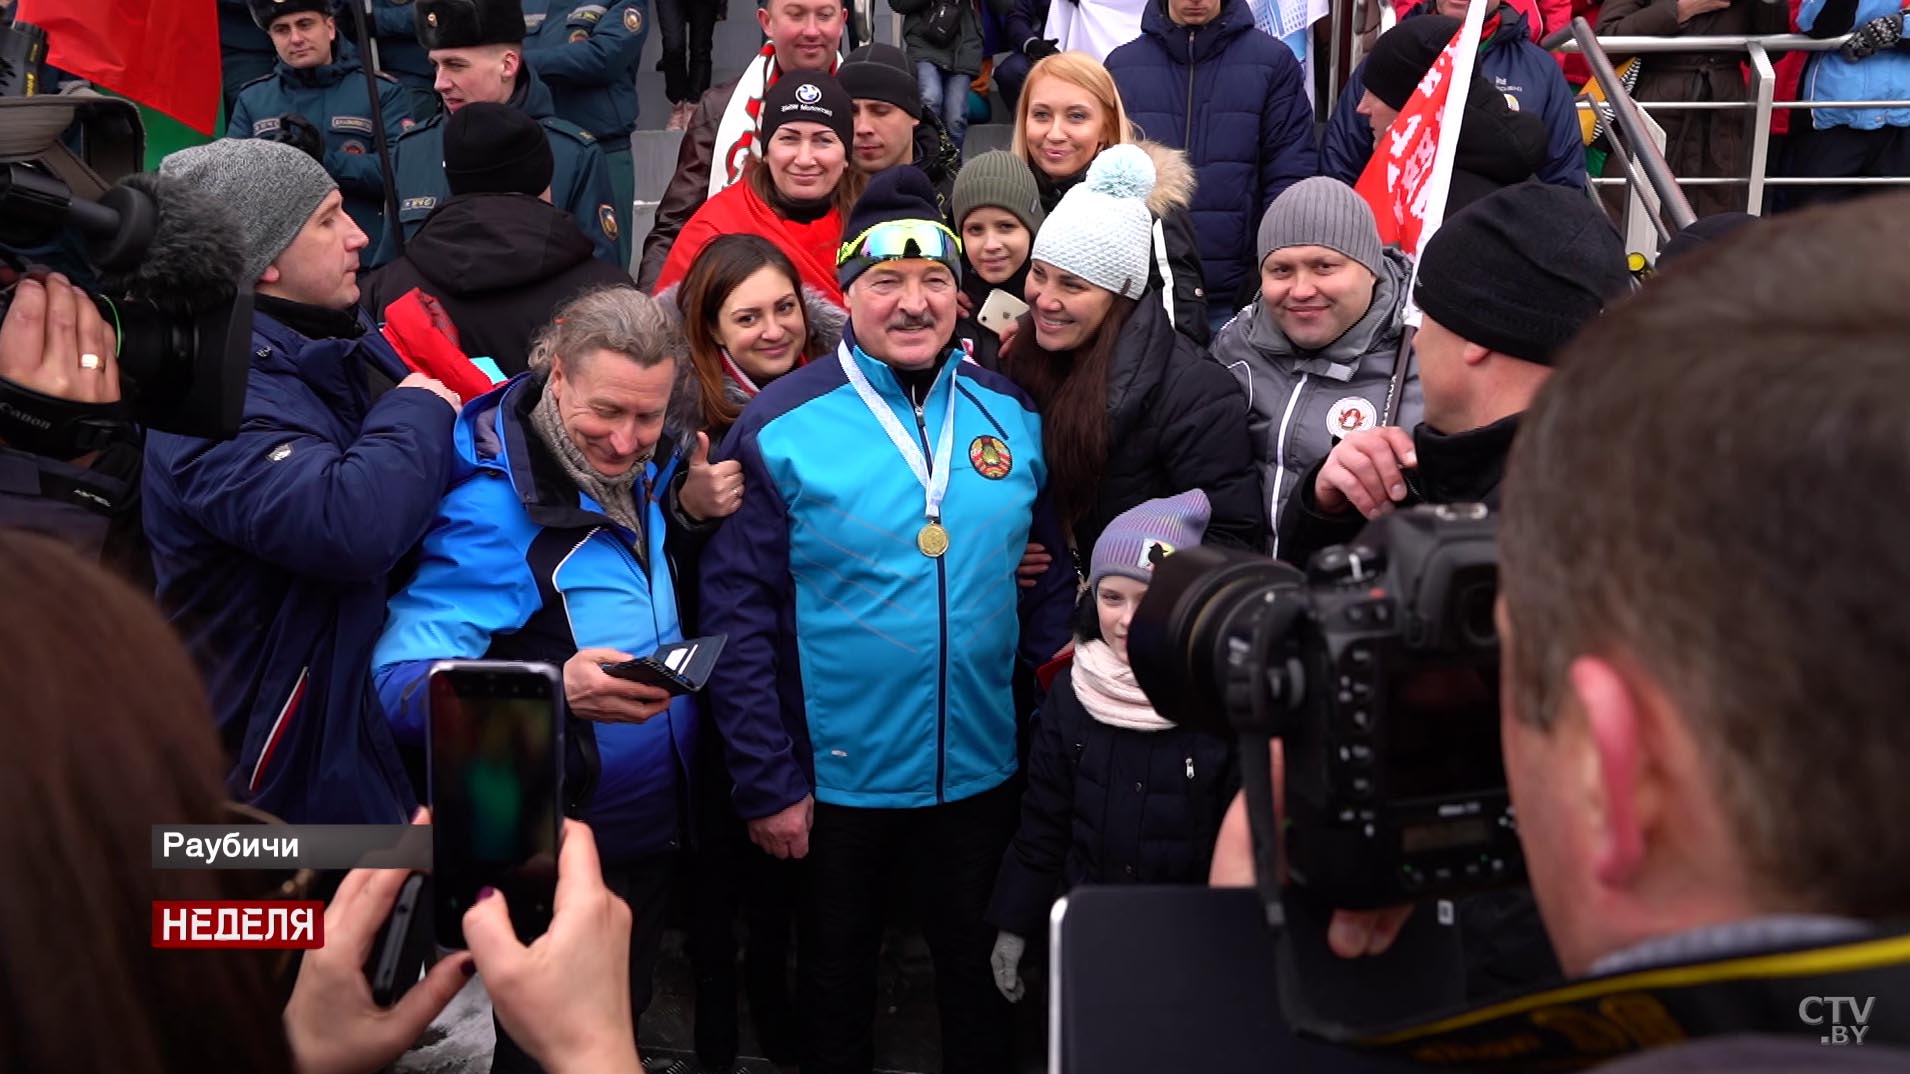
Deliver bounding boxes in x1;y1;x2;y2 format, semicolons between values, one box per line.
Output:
985;489;1240;1002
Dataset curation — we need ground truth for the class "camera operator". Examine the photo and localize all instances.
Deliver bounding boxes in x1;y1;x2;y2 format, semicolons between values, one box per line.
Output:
143;138;461;827
1276;181;1631;569
0;269;150;580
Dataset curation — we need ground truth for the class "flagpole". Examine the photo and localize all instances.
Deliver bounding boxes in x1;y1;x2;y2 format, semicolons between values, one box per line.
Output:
347;0;405;258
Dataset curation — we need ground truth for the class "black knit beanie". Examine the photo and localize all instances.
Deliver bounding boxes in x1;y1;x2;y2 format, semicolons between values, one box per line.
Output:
760;71;854;148
1365;15;1462;111
839;43;923;115
1413;181;1631;365
444;102;554;196
838;166;962;289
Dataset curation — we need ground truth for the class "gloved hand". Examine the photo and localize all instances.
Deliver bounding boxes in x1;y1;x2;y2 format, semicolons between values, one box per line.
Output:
1023;36;1061;59
263;112;325;163
1843;13;1904;60
991;930;1026;1003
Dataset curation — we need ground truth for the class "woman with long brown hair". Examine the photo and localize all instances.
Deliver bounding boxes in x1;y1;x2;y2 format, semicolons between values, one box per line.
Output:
1003;145;1263;559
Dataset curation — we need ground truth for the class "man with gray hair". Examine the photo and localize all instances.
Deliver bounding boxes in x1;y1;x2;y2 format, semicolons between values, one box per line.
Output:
1208;176;1421;555
143;137;462;826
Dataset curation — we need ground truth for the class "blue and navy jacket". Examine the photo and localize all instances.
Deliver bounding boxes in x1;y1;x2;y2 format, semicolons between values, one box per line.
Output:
370;63;618;267
228;40;415;256
143;306;457;825
372;373;698;862
523;0;651;140
1107;0;1319;311
1321;3;1587;190
1800;0;1910;130
700;335;1076;819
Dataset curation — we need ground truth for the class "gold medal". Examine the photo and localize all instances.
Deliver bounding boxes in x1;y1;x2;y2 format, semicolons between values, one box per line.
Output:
917;521;950;558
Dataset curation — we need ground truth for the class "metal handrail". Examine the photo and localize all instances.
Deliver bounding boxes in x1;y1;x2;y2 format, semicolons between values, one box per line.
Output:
1542;31;1851;52
1571;17;1696;234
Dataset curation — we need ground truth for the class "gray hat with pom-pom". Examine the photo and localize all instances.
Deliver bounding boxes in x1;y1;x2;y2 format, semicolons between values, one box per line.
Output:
1029;144;1156;299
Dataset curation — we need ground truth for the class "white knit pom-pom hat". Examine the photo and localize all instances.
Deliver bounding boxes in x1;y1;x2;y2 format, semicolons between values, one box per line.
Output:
1029;143;1157;299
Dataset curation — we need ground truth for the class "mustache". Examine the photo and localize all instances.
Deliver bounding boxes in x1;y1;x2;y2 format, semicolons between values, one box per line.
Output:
888;313;937;332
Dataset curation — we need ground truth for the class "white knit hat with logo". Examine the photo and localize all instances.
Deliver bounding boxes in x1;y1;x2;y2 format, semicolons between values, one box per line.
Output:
1029;143;1156;299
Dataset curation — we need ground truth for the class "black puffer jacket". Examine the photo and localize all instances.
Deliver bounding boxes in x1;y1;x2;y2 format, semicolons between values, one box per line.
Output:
987;664;1239;937
360;192;634;376
1062;291;1264;555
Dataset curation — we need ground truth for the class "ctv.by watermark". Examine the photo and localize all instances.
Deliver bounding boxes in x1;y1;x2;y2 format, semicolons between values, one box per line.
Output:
1799;996;1875;1046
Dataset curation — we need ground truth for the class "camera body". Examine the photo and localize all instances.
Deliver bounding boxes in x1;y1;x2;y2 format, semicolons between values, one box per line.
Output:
1130;504;1521;909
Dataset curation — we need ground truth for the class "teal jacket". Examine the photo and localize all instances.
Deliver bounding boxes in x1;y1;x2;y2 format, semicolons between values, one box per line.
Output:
370;62;618;267
522;0;650;140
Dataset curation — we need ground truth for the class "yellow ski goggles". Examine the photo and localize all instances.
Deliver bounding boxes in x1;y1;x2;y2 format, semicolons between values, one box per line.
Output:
837;219;963;267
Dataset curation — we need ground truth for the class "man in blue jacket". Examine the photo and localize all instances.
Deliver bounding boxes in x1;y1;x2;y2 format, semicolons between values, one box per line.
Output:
1320;0;1586;190
230;0;416;262
523;0;650;268
372;0;442;120
371;0;620;267
1107;0;1318;329
700;168;1075;1074
144;139;461;825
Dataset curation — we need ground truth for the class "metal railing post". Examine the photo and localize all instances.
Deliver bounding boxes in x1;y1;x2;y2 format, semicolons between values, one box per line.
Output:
1571;16;1698;232
1329;0;1347;119
1746;42;1777;215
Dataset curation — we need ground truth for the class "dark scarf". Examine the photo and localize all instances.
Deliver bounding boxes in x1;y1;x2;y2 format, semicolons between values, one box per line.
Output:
527;379;647;549
255;294;364;340
1409;413;1519;506
766;181;834;224
1034;166;1086;214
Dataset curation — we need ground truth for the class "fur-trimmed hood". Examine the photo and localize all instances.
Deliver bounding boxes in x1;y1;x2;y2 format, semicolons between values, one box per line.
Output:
1032;138;1197;217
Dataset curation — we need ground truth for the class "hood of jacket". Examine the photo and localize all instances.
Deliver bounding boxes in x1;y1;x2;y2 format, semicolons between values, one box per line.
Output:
1034;139;1197;218
405;192;598;295
1138;0;1258;62
1220;246;1412;379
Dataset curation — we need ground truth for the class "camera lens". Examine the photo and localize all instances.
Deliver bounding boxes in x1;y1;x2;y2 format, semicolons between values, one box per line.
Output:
1128;547;1304;735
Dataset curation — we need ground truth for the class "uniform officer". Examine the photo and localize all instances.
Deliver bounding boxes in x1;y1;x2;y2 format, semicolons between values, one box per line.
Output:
372;0;621;267
522;0;649;268
371;0;442;121
230;0;416;263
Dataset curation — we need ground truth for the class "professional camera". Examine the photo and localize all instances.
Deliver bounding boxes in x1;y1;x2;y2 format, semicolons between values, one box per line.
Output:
1130;504;1519;909
0;94;251;453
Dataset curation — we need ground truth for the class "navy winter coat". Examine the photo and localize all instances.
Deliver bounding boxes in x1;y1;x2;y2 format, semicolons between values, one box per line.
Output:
1107;0;1318;311
1320;2;1586;190
143;305;457;824
987;664;1239;937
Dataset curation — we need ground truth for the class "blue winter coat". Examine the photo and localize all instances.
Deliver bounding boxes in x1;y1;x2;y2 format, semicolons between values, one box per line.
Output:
1107;0;1318;310
143;307;458;824
699;336;1077;820
1320;3;1586;190
371;0;436;92
987;663;1239;937
1799;0;1910;130
522;0;651;139
372;373;697;862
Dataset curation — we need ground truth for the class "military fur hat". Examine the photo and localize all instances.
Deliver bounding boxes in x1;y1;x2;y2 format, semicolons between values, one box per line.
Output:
415;0;526;50
246;0;333;31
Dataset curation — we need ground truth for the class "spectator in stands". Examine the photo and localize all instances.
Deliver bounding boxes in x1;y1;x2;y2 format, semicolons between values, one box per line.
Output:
1323;0;1587;191
639;0;847;288
1599;0;1790;216
996;0;1057;113
657;0;722;131
145;139;459;826
952;150;1046;369
1047;0;1152;60
1209;177;1422;555
1005;144;1263;556
361;102;633;376
891;0;1011;150
372;287;703;1074
1789;0;1910;206
986;489;1240;1005
219;0;277;122
840;43;964;216
654;72;865;305
1106;0;1318;332
372;0;440;120
700;167;1076;1074
1012;51;1210;342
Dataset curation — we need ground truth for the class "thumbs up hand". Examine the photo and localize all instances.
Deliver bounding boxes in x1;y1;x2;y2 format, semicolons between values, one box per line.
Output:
678;431;746;522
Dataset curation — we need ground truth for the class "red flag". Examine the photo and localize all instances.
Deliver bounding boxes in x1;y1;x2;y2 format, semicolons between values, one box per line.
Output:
15;0;221;135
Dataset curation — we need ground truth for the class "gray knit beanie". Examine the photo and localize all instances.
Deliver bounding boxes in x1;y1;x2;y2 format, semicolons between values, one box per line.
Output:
1256;176;1385;279
952;151;1046;235
1089;489;1211;592
1030;144;1155;299
159;139;338;287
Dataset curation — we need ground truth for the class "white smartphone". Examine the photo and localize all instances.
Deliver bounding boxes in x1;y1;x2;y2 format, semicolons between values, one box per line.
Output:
977;288;1030;337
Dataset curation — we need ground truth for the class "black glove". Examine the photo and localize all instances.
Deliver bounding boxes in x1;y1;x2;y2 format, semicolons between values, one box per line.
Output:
262;112;325;163
1023;35;1061;59
1842;13;1903;60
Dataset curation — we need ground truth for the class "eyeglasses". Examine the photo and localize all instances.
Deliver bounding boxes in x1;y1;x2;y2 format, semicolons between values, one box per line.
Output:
838;219;963;267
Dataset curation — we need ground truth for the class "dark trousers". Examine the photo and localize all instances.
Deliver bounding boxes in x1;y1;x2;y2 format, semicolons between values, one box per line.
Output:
1783;122;1910;210
655;0;719;104
490;853;674;1074
801;781;1020;1074
995;51;1033;116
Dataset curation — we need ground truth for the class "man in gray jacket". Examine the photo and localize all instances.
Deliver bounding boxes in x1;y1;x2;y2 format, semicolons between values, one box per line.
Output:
1209;177;1421;558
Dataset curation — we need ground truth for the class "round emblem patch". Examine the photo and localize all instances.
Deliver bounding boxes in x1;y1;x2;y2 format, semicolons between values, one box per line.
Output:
795;82;822;105
598;204;619;239
1504;92;1521;112
624;7;643;31
342;140;366;154
569;28;590;42
1328;396;1377;440
969;435;1012;479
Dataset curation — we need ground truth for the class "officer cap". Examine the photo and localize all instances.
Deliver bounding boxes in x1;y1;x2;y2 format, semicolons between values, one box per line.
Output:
415;0;526;50
245;0;334;31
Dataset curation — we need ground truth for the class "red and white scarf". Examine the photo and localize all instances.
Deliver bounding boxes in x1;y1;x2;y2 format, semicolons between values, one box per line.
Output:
708;44;842;199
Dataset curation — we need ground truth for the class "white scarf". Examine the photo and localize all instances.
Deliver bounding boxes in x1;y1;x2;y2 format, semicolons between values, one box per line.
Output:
1073;640;1176;732
709;44;778;200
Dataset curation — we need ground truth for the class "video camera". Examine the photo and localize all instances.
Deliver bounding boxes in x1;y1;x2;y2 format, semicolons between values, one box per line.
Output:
1130;504;1519;909
0;94;251;455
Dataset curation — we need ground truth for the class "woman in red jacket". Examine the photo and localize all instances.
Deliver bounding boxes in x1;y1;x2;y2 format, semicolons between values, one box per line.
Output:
654;71;867;306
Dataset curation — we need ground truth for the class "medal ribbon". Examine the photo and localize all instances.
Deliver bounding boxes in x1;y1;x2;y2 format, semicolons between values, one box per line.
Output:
836;341;957;523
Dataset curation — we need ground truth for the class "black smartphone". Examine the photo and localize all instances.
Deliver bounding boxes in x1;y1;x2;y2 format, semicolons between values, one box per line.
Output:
427;660;564;949
365;873;433;1007
599;634;726;695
